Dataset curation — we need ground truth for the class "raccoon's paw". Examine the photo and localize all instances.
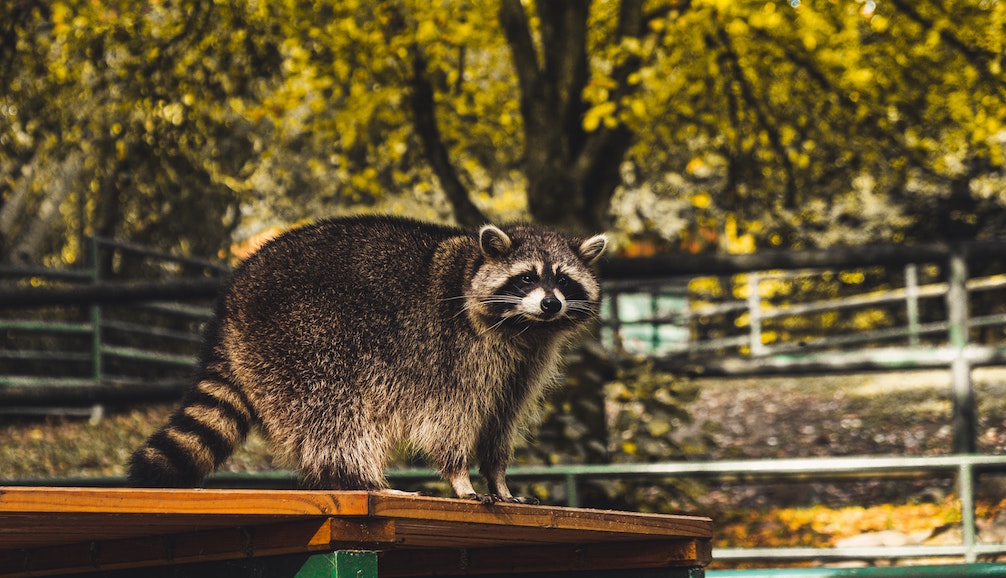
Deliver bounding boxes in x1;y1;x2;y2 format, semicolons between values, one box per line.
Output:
494;494;540;505
461;493;497;505
481;493;540;505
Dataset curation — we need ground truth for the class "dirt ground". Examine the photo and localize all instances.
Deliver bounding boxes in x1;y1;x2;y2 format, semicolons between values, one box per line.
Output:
673;368;1006;512
688;367;1006;461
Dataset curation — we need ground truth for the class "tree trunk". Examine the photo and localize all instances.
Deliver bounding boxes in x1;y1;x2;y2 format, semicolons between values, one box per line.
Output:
413;0;649;233
500;0;645;234
410;49;488;228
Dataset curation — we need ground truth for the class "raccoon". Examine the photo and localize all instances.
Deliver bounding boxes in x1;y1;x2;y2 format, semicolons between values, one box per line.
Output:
128;216;607;503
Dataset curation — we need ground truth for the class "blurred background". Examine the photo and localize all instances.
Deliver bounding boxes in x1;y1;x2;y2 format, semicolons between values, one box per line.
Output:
3;0;1006;567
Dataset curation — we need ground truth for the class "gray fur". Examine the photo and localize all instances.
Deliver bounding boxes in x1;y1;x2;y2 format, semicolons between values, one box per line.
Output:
128;216;607;502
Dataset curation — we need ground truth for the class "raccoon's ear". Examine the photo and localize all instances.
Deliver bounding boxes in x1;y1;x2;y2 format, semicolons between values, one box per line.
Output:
479;225;512;259
577;234;608;264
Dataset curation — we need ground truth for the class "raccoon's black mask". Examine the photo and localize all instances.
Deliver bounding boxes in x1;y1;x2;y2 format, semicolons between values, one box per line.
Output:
466;224;607;334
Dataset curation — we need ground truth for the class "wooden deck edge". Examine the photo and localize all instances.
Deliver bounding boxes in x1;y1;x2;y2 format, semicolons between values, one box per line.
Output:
0;487;372;517
378;538;714;576
0;487;712;576
366;492;713;538
0;518;335;578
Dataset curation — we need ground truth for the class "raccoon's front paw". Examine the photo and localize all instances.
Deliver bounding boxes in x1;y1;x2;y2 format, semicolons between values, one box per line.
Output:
461;493;497;505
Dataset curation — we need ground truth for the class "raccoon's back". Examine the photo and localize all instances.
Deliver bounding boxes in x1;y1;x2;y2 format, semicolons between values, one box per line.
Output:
221;217;471;389
233;217;461;310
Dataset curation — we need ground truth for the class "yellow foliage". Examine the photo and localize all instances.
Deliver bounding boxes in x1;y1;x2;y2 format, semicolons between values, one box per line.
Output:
717;500;963;549
688;276;723;298
8;0;1006;262
583;101;617;133
839;271;866;284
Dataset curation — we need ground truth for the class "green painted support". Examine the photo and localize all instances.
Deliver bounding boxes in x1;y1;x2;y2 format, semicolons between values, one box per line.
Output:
960;459;978;564
295;550;378;578
565;472;580;508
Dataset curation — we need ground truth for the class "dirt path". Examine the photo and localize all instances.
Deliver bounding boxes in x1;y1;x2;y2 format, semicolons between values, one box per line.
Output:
673;368;1006;512
686;367;1006;460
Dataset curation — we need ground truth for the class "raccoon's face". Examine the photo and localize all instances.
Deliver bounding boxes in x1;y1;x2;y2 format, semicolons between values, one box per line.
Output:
465;224;607;335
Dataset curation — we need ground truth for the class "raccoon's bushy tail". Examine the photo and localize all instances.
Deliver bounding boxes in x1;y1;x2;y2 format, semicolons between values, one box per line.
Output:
128;355;254;487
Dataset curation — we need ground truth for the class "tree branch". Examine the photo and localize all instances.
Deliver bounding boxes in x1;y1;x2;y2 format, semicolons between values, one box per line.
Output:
409;49;486;227
498;0;543;113
536;1;590;154
888;0;1006;99
570;0;649;219
712;25;798;207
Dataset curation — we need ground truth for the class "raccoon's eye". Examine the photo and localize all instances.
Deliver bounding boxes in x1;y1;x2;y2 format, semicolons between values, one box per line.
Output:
519;273;537;285
556;274;570;287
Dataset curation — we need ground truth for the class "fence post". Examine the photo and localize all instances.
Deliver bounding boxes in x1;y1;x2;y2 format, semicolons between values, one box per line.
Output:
747;272;765;356
609;289;623;351
960;460;978;563
88;237;103;384
905;263;920;348
946;248;975;454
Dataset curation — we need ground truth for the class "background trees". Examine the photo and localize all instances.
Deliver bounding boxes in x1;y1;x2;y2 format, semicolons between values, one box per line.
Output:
2;0;1005;265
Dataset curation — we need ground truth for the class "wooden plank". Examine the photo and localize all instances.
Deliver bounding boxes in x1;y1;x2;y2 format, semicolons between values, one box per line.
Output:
0;487;371;517
0;511;294;549
384;519;647;548
3;518;334;577
378;539;713;576
2;518;400;577
0;488;372;553
368;493;712;539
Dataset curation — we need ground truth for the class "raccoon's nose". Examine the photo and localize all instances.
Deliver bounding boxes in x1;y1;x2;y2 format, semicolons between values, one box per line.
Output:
540;296;562;316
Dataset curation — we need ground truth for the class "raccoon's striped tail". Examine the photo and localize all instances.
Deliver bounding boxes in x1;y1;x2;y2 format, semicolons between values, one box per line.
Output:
128;360;254;487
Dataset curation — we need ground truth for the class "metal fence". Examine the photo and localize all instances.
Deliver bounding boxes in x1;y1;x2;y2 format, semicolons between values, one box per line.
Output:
595;240;1006;564
0;237;224;411
5;238;1006;564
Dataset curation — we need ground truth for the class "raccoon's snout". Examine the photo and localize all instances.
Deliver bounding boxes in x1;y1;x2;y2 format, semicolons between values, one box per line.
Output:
521;288;566;320
540;296;562;316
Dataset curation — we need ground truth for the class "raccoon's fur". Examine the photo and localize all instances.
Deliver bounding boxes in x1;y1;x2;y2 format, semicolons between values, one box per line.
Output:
128;216;607;502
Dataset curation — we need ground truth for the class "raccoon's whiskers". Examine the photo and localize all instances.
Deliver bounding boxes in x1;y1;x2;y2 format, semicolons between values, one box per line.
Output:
449;299;476;320
437;295;470;302
567;300;601;320
479;317;510;336
480;295;523;304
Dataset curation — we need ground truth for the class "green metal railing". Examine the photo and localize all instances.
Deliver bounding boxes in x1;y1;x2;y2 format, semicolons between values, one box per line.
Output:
0;236;224;408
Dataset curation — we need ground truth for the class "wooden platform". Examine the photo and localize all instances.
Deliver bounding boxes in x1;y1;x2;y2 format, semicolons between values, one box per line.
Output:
0;487;712;577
